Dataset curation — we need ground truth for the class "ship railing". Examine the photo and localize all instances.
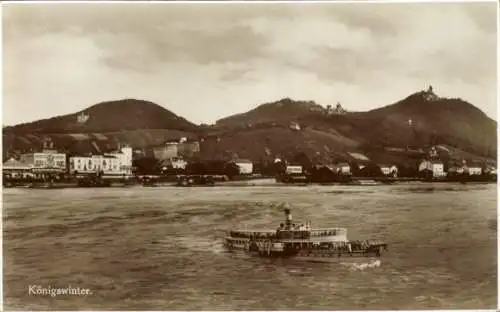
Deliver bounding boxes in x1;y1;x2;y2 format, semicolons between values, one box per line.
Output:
228;228;348;240
275;229;346;239
228;230;277;240
308;228;347;237
284;240;384;252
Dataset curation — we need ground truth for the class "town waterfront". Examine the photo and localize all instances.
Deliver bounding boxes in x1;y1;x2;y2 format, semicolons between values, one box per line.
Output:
3;183;497;310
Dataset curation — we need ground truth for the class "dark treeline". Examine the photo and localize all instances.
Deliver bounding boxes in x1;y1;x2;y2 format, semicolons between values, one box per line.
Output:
126;151;497;183
132;157;283;179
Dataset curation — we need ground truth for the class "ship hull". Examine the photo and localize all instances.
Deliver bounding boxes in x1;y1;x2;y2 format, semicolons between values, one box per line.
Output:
224;242;386;261
226;249;383;263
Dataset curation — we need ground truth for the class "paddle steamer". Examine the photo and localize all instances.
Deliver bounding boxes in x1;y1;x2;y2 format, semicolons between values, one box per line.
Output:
224;208;388;262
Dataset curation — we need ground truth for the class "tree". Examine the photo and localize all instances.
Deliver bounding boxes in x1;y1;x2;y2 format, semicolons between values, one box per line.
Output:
420;168;433;179
185;161;206;175
349;160;361;176
274;160;287;175
133;157;161;175
224;162;240;179
293;152;312;173
358;163;384;177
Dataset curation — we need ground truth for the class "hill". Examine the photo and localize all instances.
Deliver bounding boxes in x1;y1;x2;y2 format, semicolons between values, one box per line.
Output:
2;99;199;159
216;97;326;128
3;99;198;134
359;90;496;157
206;88;496;165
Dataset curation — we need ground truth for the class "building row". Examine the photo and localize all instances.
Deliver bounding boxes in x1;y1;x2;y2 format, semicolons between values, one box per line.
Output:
3;145;133;178
282;159;495;178
418;159;496;177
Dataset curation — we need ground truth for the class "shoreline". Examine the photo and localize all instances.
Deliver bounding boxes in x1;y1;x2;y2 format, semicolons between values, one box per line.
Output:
2;178;496;189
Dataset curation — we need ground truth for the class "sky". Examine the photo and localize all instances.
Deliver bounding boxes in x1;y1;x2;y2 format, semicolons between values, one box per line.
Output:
2;1;498;126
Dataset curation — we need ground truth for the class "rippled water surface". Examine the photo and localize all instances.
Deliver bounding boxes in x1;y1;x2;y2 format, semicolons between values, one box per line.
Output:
3;183;498;310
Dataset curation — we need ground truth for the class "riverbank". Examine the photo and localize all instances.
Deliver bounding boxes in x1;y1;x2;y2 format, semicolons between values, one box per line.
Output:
3;177;497;189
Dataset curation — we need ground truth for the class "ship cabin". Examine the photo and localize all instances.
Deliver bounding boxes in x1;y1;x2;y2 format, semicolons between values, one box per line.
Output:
228;228;347;241
227;208;347;243
226;227;354;254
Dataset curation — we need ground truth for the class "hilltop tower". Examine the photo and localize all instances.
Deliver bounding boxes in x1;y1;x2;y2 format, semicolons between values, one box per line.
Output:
423;85;439;101
327;102;347;115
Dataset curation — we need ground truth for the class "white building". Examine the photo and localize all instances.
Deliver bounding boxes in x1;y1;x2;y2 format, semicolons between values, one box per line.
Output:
3;157;34;178
161;157;188;171
448;166;465;175
467;166;482;176
290;122;301;131
485;166;497;175
69;145;133;177
70;155;119;174
335;163;351;175
233;159;253;174
419;160;445;177
286;165;303;174
171;158;187;170
109;145;133;176
379;164;398;177
32;152;67;172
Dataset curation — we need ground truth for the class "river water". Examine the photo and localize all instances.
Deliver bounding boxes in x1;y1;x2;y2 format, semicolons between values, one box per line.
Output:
3;183;498;310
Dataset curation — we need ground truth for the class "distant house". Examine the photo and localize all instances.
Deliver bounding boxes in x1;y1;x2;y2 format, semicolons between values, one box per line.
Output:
419;159;445;177
153;138;200;160
153;144;178;160
233;159;253;175
70;154;118;174
178;140;200;157
161;157;187;171
286;165;303;175
379;164;398;177
3;157;34;178
335;162;351;175
69;145;133;177
32;152;67;174
171;158;188;170
290;122;301;131
467;165;482;176
448;166;465;175
485;166;497;175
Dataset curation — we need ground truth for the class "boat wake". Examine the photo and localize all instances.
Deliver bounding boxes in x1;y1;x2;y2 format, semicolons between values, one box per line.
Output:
341;259;382;271
169;236;227;255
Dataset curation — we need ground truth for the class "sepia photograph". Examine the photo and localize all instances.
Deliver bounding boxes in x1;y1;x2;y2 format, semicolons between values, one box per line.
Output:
1;0;498;310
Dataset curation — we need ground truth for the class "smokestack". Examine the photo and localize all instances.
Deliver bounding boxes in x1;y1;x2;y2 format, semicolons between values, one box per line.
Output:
284;208;292;229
